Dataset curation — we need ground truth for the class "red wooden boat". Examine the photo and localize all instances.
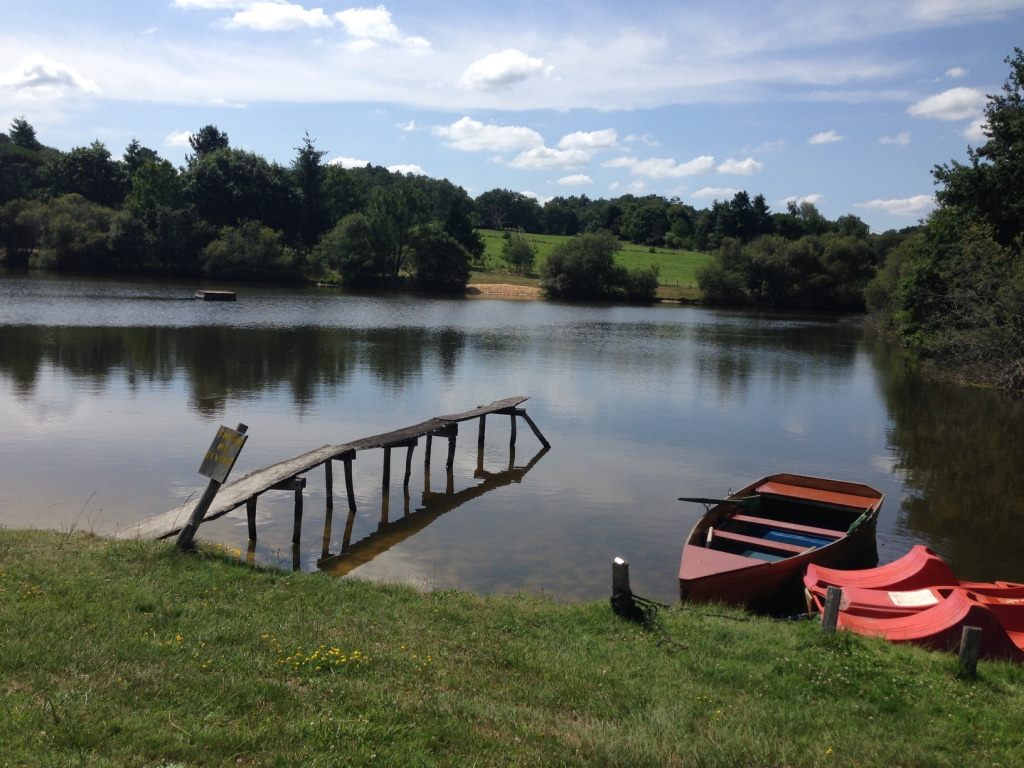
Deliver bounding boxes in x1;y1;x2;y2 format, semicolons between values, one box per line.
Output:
816;588;1024;662
678;473;883;611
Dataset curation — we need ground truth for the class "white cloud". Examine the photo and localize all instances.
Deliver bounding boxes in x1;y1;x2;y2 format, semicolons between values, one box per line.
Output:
399;119;416;132
692;187;738;200
963;117;988;141
432;116;542;152
608;181;620;192
908;0;1024;23
226;2;332;31
0;53;99;96
784;194;824;206
907;87;986;120
335;5;430;50
856;194;935;217
388;163;423;175
604;155;715;178
164;130;193;147
508;146;590;170
626;181;647;193
556;174;592;186
557;129;617;151
173;0;249;8
459;49;547;91
744;139;786;154
808;129;843;144
328;155;371;168
945;66;967;78
625;133;659;147
880;131;911;145
716;157;763;175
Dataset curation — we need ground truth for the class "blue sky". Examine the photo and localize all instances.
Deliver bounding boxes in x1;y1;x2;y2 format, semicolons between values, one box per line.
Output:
1;0;1022;232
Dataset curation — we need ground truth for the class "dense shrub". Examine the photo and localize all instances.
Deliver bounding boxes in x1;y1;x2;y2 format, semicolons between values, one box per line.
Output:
201;221;296;281
542;231;658;302
410;225;471;292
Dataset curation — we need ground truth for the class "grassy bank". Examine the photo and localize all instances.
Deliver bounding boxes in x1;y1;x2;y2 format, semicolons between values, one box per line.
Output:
474;230;707;301
3;530;1022;767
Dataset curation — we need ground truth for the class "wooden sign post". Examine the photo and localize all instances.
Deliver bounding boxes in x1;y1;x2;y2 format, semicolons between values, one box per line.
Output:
176;423;248;550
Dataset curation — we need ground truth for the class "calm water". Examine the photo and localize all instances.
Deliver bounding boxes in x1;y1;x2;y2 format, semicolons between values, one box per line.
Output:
1;273;1021;603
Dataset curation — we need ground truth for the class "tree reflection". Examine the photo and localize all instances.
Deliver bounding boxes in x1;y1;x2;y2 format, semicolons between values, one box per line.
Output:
871;335;1024;581
0;325;466;416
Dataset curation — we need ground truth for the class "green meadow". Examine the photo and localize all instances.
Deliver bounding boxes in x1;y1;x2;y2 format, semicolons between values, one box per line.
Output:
474;229;707;300
3;530;1023;767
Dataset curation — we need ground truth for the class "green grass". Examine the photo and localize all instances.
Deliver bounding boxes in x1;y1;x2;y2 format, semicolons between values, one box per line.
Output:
474;229;707;300
4;529;1023;767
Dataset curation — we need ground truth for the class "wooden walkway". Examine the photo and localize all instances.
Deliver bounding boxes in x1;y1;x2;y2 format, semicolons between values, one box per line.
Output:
117;396;548;542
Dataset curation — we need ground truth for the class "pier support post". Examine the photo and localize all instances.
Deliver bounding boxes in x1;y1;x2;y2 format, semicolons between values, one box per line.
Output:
321;503;334;560
404;441;416;488
341;451;356;513
509;412;517;450
446;424;458;470
269;476;306;547
324;459;334;511
478;415;486;451
246;497;257;542
425;434;433;468
958;625;982;680
822;586;843;633
516;408;551;449
382;447;392;494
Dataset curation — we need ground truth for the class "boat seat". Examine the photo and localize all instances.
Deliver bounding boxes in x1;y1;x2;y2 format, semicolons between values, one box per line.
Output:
708;528;810;556
730;514;843;539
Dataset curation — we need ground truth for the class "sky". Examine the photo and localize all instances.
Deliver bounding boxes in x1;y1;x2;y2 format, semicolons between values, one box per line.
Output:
1;0;1022;233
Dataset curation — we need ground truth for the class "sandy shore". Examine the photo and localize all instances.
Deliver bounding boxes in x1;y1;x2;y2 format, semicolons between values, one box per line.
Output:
465;283;542;299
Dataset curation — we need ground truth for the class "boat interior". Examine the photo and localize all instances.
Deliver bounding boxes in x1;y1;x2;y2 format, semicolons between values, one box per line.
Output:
697;481;876;563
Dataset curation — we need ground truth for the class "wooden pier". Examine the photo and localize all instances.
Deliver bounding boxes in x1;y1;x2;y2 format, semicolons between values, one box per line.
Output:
117;396;549;543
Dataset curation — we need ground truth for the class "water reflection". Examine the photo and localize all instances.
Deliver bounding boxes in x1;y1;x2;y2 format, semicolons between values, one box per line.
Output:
319;445;549;576
870;336;1024;582
0;325;466;416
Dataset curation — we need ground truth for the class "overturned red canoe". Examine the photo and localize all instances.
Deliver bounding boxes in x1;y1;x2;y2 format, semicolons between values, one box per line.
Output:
826;588;1024;662
805;582;1024;619
678;473;883;611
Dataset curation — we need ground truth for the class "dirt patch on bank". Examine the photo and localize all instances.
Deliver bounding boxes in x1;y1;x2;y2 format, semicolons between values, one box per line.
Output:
466;283;543;299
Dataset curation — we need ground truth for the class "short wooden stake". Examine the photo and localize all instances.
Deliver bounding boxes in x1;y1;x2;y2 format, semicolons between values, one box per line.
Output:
822;586;843;633
959;625;982;680
611;556;637;618
343;455;356;513
246;496;257;542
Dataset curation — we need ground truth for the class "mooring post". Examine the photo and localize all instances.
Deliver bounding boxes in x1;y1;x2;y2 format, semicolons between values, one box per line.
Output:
516;408;551;449
342;452;356;513
176;423;248;551
822;586;843;633
446;424;458;470
324;459;334;511
611;556;637;617
246;496;257;542
958;625;982;680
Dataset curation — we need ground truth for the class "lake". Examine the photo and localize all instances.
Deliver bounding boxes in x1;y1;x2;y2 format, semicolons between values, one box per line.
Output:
1;272;1021;603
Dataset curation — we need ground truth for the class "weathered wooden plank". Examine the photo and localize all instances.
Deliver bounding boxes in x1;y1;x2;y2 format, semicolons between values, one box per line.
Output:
117;397;531;541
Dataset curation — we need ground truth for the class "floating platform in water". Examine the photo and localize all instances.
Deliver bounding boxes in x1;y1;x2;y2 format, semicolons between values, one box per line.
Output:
195;290;237;301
